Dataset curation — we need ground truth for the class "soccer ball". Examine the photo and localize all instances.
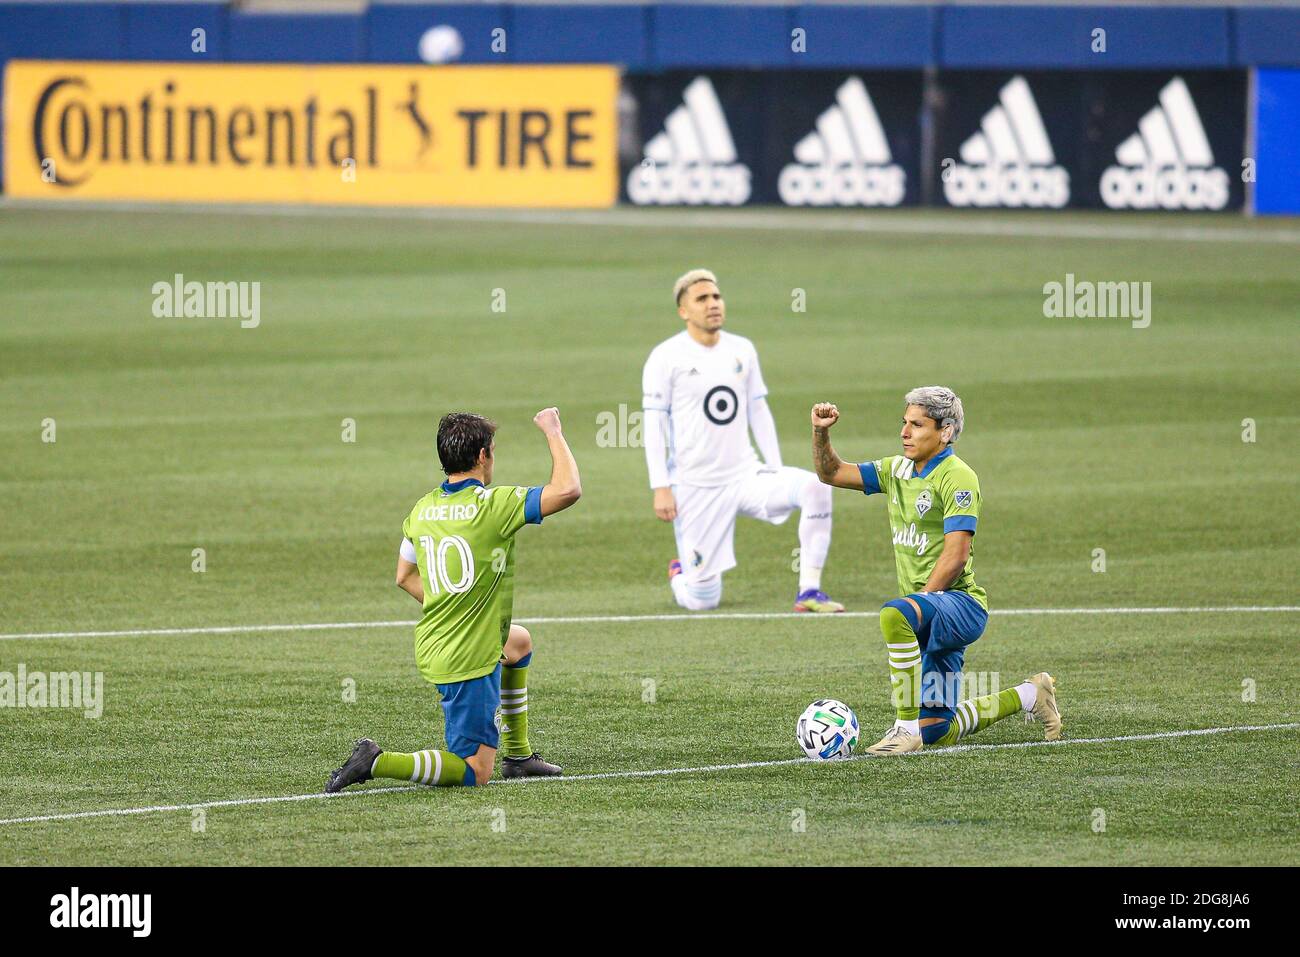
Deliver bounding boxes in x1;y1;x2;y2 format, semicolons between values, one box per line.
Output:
796;699;859;760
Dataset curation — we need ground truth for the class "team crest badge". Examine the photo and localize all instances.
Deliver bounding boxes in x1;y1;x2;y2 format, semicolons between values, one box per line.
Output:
692;550;704;568
955;490;973;508
915;489;932;518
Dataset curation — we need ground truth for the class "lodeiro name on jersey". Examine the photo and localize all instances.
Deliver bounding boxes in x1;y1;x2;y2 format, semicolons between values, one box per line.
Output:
418;503;479;522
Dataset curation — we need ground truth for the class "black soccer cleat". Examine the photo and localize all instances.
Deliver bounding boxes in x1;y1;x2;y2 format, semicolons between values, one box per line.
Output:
326;738;381;793
499;752;562;779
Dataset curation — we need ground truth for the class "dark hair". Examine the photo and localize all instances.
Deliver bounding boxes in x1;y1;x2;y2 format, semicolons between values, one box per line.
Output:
436;412;497;475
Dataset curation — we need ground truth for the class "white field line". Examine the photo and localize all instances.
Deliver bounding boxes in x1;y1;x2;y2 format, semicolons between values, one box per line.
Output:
4;198;1298;245
3;606;1299;642
0;723;1294;828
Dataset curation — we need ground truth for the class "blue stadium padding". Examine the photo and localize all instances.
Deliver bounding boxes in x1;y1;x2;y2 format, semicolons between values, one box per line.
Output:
0;2;129;61
511;4;648;68
124;3;226;61
790;4;934;69
940;6;1231;69
650;3;792;69
1254;68;1300;214
226;11;365;63
1235;9;1300;68
366;3;511;64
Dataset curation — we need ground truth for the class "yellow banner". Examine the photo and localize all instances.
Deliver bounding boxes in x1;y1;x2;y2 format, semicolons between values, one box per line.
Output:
3;61;618;207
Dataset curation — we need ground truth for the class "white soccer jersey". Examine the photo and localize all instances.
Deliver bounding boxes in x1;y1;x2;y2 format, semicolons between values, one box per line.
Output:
642;330;767;487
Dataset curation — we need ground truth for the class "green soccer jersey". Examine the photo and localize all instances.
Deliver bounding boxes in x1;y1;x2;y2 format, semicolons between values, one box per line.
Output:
400;478;543;685
859;447;987;609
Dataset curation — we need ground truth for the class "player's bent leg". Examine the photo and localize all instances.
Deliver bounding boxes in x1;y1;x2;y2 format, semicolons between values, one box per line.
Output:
864;597;930;756
793;472;841;611
670;573;722;610
502;624;532;665
373;745;484;786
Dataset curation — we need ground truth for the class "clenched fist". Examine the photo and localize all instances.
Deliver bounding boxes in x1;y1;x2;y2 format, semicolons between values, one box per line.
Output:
533;407;563;436
811;402;840;430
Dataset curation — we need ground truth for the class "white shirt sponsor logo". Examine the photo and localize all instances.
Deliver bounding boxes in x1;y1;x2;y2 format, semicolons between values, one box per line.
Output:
1100;77;1229;211
628;77;751;206
779;77;905;207
944;76;1069;209
893;522;930;556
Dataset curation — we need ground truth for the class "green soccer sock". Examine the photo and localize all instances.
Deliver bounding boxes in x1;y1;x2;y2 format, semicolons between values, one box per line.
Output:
371;749;475;787
929;688;1023;747
879;606;922;721
499;654;531;758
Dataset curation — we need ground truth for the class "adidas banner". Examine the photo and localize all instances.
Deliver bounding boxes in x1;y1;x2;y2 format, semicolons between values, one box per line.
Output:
932;71;1245;211
621;71;923;207
1086;72;1245;212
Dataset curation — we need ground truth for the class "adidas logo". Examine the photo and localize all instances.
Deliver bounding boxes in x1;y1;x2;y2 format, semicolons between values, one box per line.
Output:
1100;77;1229;211
628;76;751;206
944;76;1069;209
778;77;905;207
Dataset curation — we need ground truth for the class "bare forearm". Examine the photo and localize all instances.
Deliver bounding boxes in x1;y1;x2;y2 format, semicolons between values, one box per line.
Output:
546;432;581;496
811;428;842;483
397;575;424;603
923;552;965;592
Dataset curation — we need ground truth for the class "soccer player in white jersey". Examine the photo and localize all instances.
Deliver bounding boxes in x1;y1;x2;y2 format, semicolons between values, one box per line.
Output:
642;268;843;612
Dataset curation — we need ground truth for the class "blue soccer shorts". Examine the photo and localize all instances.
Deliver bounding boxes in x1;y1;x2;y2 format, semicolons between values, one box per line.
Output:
907;590;989;721
435;662;502;758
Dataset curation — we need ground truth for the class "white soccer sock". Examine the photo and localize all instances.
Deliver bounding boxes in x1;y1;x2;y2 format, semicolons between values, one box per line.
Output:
893;718;920;735
1015;681;1037;712
797;477;832;592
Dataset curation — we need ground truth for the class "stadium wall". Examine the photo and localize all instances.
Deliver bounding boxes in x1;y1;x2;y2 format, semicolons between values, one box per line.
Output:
1;3;1297;211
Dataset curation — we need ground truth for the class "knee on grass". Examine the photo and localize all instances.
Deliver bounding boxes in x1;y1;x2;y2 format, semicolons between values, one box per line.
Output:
673;575;722;611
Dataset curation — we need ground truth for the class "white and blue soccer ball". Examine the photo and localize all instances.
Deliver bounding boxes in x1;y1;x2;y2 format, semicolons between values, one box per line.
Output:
796;699;860;760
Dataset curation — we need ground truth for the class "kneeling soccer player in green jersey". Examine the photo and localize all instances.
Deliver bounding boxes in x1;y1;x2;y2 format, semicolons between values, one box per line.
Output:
327;407;581;791
808;387;1063;756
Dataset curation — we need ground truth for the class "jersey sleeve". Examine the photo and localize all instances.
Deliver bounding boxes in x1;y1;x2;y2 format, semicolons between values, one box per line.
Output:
642;349;672;413
858;457;890;496
746;343;768;401
490;485;543;538
938;466;981;534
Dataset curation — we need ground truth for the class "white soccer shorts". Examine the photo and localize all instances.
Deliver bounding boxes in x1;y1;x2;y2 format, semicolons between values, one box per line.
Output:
672;465;813;581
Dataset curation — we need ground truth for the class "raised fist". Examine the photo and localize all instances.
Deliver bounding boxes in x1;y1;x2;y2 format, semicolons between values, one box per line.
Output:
811;402;840;430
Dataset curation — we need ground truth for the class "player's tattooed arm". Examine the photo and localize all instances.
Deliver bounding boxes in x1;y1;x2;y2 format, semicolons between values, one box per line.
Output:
810;403;865;490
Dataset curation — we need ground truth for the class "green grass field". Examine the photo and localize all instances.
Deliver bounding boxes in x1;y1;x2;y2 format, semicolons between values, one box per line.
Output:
1;203;1297;865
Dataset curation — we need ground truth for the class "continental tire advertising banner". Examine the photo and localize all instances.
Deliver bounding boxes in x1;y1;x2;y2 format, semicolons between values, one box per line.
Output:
4;61;619;206
623;71;924;207
931;70;1245;211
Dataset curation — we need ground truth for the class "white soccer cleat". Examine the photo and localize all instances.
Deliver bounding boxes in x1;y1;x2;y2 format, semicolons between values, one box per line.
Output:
863;725;923;756
1024;672;1063;741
